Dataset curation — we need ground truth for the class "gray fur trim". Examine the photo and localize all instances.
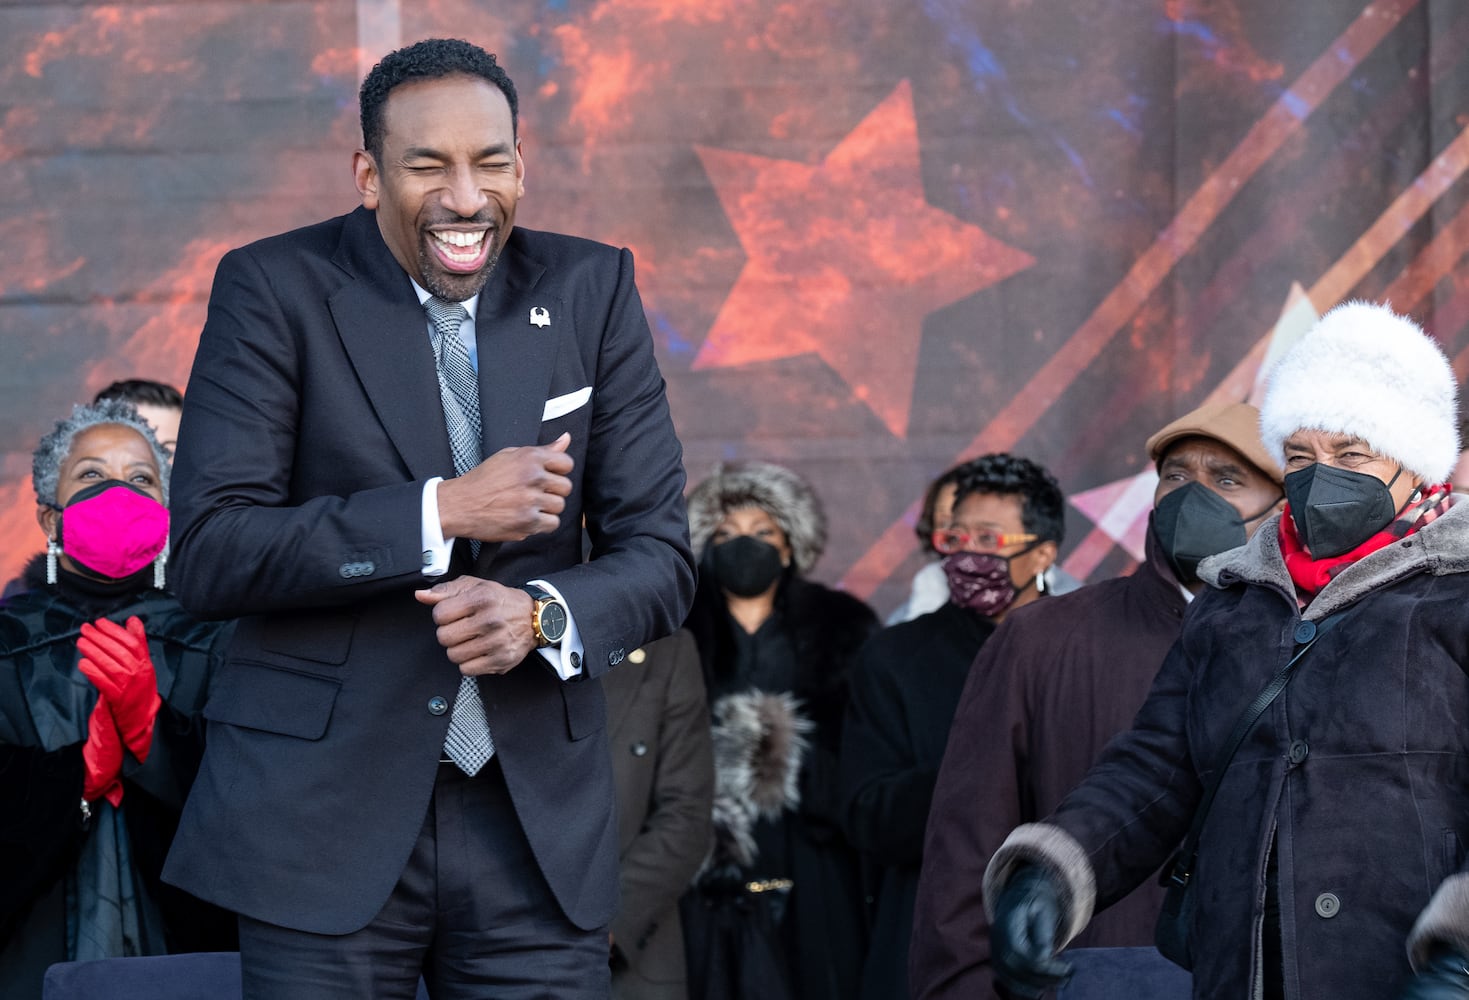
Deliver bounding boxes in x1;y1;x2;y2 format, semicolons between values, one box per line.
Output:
982;822;1097;948
703;689;813;871
1258;300;1460;483
1408;873;1469;970
1200;499;1469;619
687;461;828;574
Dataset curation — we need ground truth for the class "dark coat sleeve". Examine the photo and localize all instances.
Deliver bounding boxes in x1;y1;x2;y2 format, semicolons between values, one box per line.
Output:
840;634;938;867
908;615;1032;1000
610;630;715;957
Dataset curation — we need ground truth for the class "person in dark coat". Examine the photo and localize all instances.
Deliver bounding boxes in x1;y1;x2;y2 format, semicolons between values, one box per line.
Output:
839;453;1065;1000
605;629;715;1000
983;301;1469;1000
0;401;234;1000
681;460;878;1000
909;400;1284;1000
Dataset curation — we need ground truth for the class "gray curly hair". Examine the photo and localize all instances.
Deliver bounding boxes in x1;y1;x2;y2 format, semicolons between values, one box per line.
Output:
32;399;171;508
687;461;828;575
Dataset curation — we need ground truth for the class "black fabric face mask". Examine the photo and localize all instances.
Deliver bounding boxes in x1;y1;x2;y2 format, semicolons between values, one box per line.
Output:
1284;462;1402;558
707;535;786;597
1151;482;1263;584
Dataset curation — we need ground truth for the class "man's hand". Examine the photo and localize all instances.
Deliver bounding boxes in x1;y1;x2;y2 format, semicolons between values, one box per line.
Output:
437;433;574;543
415;577;537;675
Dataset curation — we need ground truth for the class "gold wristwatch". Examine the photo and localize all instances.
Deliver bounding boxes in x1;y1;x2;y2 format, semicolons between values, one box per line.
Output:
523;585;568;647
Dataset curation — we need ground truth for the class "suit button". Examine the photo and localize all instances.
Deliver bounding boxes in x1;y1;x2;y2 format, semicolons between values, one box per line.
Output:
339;563;354;578
609;648;624;666
360;561;375;576
428;697;448;716
1294;620;1316;643
569;651;581;670
630;741;648;757
1314;892;1340;918
1289;740;1310;765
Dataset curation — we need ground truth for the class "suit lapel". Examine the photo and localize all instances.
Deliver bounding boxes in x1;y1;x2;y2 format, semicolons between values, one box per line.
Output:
328;207;454;482
474;234;559;456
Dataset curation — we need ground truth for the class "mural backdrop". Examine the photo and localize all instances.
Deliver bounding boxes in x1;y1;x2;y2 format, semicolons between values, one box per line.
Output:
2;0;1468;614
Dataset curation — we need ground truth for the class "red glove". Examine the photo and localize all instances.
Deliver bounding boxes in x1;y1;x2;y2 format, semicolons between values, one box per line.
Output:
82;696;125;807
77;616;161;762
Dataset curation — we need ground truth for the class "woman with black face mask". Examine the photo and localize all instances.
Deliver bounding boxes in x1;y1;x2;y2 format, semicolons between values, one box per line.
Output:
679;461;877;1000
0;401;237;999
981;301;1469;1000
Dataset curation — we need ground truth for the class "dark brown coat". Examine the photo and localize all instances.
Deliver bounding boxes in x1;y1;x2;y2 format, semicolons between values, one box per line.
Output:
910;522;1186;1000
606;629;715;1000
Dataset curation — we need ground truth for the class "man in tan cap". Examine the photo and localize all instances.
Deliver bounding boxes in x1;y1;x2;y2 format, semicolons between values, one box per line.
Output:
908;401;1283;1000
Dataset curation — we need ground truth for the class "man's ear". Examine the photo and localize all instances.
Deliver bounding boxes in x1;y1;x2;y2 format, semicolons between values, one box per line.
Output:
515;139;526;199
353;150;379;210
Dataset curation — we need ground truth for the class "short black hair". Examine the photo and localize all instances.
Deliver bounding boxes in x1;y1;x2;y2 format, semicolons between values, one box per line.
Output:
950;453;1066;546
92;378;183;409
359;38;519;162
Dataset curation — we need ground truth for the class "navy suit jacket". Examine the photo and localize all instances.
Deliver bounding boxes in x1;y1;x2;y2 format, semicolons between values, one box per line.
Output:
162;206;695;934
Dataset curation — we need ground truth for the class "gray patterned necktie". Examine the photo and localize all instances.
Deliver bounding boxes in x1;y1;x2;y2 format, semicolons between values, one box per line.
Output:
425;296;494;775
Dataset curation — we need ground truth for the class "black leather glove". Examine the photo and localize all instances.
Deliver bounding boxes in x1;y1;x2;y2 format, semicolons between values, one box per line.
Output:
990;864;1074;1000
1399;946;1469;1000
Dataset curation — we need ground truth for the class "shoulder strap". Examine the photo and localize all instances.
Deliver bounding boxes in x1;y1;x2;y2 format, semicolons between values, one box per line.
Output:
1162;610;1346;888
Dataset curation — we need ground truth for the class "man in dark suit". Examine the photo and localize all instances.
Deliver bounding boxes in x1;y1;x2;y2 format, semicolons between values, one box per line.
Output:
161;38;696;1000
604;630;714;1000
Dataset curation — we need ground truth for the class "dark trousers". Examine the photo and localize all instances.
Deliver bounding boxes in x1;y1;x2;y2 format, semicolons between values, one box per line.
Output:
238;757;610;1000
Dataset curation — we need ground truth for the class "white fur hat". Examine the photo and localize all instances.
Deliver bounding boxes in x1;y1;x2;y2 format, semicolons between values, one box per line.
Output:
1259;300;1460;482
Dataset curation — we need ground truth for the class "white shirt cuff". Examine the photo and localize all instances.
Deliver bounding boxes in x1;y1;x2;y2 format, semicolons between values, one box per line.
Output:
421;478;454;577
529;578;585;680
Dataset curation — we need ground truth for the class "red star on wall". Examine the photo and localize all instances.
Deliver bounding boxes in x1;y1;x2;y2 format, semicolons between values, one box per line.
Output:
691;80;1035;438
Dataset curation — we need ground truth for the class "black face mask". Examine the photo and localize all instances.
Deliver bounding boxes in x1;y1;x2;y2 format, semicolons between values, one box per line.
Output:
1284;462;1402;559
706;535;786;598
1151;483;1258;584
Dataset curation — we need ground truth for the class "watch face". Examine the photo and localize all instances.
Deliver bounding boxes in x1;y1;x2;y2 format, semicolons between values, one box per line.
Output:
538;600;568;643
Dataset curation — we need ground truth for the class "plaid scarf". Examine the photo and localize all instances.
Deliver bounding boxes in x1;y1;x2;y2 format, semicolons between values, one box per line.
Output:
1279;482;1453;597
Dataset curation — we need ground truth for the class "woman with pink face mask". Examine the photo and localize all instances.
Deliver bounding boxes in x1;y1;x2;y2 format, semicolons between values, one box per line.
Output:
0;400;236;1000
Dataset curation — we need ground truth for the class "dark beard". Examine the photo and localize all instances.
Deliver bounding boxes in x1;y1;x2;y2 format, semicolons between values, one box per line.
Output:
416;228;506;302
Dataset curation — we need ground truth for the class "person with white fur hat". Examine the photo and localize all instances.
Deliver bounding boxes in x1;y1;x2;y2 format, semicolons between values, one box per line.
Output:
977;301;1469;1000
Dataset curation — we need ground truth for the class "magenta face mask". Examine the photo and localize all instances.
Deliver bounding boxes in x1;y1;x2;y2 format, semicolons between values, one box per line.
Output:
56;480;169;580
942;551;1020;617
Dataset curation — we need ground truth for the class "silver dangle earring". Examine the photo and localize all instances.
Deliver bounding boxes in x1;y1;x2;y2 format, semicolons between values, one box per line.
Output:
1035;569;1047;594
46;539;60;585
153;545;168;590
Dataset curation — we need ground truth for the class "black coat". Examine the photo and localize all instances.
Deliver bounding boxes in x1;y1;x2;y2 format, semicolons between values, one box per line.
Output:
684;574;878;1000
0;564;235;999
1001;505;1469;1000
839;600;996;1000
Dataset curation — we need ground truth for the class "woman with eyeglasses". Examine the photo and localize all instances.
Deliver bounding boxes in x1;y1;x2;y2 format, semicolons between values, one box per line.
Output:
679;461;878;1000
836;453;1063;1000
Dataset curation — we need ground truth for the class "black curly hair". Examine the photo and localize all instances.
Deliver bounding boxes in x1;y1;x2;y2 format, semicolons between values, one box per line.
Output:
359;38;519;162
948;453;1066;546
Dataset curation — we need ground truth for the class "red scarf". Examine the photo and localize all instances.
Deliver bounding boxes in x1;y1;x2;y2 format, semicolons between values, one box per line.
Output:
1279;483;1452;597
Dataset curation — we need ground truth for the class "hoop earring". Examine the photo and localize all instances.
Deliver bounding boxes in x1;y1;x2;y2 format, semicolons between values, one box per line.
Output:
46;539;60;585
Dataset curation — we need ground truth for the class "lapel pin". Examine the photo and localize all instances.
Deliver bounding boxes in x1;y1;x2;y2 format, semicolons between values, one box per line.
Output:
530;306;551;328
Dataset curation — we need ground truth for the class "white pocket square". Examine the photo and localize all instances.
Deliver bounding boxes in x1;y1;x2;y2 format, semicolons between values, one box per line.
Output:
542;386;592;421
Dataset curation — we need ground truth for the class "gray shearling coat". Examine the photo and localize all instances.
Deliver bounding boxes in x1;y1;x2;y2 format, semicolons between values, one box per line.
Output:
987;501;1469;1000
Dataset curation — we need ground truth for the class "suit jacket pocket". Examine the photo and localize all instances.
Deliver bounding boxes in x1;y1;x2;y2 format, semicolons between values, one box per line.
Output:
204;660;341;740
561;675;607;741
